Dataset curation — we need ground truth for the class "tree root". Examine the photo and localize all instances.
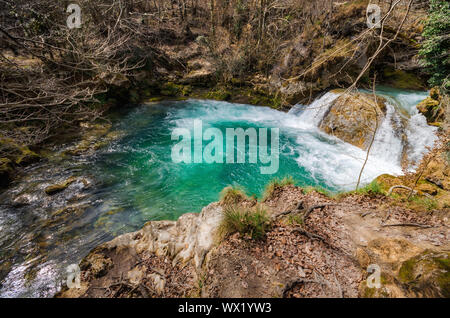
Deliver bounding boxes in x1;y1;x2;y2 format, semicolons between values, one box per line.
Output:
302;204;335;222
381;222;434;229
387;185;417;196
361;211;375;217
282;278;324;297
291;227;326;241
272;200;304;220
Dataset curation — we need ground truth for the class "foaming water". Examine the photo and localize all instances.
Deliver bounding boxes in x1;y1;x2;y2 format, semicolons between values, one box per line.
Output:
0;88;436;297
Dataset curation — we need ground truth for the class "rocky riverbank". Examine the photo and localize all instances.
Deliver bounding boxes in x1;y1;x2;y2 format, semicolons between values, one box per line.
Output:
56;135;449;298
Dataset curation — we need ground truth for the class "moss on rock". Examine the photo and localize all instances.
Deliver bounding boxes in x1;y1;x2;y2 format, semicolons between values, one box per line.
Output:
398;251;450;298
416;87;445;123
319;92;387;149
45;176;78;195
0;137;40;166
383;67;426;90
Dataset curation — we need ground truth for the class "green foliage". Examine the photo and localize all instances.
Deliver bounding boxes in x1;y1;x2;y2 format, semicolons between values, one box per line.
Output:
220;186;248;204
219;205;271;240
160;82;192;97
419;0;450;90
409;196;438;211
205;87;231;101
334;181;383;198
262;176;295;200
287;214;304;225
355;181;383;195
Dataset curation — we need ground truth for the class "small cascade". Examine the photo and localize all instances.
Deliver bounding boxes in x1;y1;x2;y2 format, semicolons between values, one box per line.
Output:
288;88;438;171
288;92;339;127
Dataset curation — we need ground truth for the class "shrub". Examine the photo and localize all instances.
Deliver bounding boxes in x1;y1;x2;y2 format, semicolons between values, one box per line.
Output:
419;0;450;90
219;205;270;240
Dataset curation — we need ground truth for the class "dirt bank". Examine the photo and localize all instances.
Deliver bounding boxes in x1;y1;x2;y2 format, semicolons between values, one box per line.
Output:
57;173;449;298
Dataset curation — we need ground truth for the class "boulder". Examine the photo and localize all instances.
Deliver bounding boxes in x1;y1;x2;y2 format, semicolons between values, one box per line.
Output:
319;92;387;149
57;202;223;297
0;137;40;166
45;176;77;195
397;251;449;298
416;87;444;123
180;59;215;86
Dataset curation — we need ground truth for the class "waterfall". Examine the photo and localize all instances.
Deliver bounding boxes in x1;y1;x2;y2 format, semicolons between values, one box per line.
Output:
288;89;438;173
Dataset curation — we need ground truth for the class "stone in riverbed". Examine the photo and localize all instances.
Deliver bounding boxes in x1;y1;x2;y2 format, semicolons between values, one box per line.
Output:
319;92;387;150
416;87;444;124
44;176;77;195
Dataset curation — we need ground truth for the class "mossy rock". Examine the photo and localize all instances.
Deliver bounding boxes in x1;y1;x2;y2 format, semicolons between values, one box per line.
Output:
359;274;398;298
14;147;40;166
160;82;192;97
398;251;450;298
429;87;441;101
0;137;40;166
204;87;232;101
416;96;444;124
375;174;400;193
45;176;77;195
45;204;88;229
319;92;387;149
383;67;426;90
65;123;121;156
144;96;164;103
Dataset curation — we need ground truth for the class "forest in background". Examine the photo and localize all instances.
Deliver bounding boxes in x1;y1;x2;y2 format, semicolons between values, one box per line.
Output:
0;0;448;184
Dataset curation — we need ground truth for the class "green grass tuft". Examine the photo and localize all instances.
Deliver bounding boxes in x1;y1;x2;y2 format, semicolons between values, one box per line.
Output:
219;205;270;240
355;181;383;195
336;181;384;198
220;186;248;205
287;214;304;225
262;176;295;201
409;196;438;211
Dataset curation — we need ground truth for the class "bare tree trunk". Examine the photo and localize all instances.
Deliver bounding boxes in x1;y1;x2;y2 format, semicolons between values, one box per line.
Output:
209;0;215;37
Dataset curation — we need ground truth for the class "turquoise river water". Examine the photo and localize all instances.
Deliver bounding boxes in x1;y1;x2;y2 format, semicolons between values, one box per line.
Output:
0;87;436;297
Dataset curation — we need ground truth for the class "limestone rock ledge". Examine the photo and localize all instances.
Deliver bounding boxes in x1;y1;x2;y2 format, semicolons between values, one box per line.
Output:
110;202;222;270
56;202;223;298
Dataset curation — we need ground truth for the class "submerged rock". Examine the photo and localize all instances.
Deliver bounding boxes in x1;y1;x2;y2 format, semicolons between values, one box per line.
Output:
45;176;78;195
319;92;387;149
0;137;40;166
